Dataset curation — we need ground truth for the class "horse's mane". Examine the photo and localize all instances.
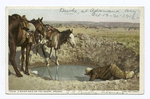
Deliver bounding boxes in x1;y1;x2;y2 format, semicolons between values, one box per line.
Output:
29;19;37;23
59;29;72;41
60;29;71;34
54;28;60;33
49;28;60;33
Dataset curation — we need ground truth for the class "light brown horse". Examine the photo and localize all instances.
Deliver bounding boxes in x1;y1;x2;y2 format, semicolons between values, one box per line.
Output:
37;24;76;79
9;14;46;77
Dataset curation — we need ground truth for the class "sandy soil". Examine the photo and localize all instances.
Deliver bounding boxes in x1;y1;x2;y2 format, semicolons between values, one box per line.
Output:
8;33;139;91
9;65;139;90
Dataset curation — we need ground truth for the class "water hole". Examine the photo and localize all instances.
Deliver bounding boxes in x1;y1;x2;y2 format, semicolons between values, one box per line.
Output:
30;65;101;81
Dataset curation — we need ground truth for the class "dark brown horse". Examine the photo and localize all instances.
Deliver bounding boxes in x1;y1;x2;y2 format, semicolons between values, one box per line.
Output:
29;18;47;54
9;14;46;77
37;24;76;79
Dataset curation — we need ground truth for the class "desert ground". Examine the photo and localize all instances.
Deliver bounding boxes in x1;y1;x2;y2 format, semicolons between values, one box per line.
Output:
8;22;140;91
9;65;139;90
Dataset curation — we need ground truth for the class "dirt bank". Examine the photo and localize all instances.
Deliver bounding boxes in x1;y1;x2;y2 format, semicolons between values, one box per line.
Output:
8;33;139;91
12;33;139;71
9;65;139;90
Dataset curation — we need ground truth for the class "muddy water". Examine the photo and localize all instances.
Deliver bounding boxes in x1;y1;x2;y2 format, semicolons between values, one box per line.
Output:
30;65;101;81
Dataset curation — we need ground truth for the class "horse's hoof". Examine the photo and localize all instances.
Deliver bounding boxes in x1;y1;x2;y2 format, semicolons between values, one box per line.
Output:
46;64;49;67
56;62;59;66
17;74;23;77
24;72;30;75
20;69;24;72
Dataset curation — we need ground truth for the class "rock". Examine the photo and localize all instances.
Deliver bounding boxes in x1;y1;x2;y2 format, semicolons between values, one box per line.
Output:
76;33;90;40
43;77;51;80
32;71;38;75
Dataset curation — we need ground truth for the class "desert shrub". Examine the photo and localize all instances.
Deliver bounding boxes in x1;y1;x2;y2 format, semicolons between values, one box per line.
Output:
58;33;139;71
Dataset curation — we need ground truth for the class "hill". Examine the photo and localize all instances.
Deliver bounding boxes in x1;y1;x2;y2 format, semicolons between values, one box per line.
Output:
43;21;140;28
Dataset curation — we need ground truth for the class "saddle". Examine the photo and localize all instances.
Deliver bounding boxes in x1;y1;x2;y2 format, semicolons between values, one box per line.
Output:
45;25;55;41
17;30;33;46
45;24;53;32
11;14;32;46
12;14;29;31
20;15;29;31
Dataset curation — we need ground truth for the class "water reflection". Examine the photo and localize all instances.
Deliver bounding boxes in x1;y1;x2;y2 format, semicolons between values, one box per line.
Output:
30;65;101;81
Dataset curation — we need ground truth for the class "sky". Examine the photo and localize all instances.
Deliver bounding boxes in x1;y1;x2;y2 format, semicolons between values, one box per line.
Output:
8;7;140;23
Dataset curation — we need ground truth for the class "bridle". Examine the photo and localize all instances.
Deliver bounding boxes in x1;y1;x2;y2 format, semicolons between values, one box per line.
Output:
36;19;46;37
32;19;47;53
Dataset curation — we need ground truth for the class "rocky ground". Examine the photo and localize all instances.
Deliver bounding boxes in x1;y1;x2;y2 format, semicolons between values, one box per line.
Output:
9;65;139;90
8;33;140;91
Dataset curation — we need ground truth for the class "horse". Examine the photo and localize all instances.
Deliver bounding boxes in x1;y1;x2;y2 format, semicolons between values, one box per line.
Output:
37;24;76;79
29;18;47;54
9;14;46;77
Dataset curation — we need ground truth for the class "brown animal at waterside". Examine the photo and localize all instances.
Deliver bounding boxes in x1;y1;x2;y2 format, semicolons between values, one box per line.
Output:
9;14;46;77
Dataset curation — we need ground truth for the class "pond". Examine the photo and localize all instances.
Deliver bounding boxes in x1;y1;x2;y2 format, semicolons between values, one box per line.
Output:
30;65;101;81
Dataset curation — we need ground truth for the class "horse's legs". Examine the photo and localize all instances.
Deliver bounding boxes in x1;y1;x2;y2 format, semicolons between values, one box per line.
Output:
55;49;59;66
20;46;25;71
41;44;49;66
41;45;53;79
24;44;31;75
9;41;22;77
55;49;59;80
55;65;60;80
49;47;53;59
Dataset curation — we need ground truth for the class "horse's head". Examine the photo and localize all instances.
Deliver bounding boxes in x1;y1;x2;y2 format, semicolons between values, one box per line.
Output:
30;17;45;35
66;29;76;48
30;17;47;44
37;18;45;34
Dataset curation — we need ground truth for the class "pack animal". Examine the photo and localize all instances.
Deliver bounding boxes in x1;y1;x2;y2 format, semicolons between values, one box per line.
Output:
29;18;47;54
37;25;76;79
9;14;46;77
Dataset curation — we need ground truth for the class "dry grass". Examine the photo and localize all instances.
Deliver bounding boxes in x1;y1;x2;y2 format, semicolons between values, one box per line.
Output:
57;26;140;55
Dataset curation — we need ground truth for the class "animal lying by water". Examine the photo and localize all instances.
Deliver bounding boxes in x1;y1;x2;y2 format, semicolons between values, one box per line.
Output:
85;64;135;81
